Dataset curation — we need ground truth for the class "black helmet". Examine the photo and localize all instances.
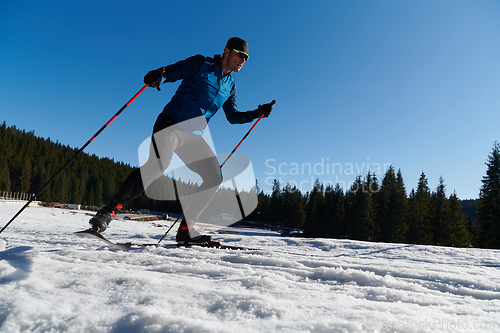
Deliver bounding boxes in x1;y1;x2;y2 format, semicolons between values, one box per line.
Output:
226;37;249;59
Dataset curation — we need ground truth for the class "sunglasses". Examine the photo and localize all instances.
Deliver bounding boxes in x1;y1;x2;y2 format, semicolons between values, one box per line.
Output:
232;49;249;61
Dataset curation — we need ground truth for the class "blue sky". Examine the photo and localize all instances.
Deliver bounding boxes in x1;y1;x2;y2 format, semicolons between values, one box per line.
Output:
1;0;500;199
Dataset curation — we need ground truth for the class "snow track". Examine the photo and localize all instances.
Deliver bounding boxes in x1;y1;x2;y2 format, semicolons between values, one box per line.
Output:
1;202;500;332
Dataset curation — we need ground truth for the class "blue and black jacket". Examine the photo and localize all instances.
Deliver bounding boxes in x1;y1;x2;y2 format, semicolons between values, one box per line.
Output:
160;54;254;135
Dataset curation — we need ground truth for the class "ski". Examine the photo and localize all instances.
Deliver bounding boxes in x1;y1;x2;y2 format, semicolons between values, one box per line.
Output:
135;240;258;251
74;229;257;252
74;230;341;256
74;229;132;251
175;241;257;251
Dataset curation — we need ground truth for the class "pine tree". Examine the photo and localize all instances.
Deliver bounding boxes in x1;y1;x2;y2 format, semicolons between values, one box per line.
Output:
54;171;71;204
282;184;306;229
445;192;472;247
70;174;82;204
430;177;450;245
312;181;328;237
253;190;270;223
346;175;376;241
20;159;32;193
324;184;346;238
303;179;324;237
476;141;500;248
0;162;11;193
375;167;409;243
94;179;104;206
393;169;409;242
269;179;283;224
408;172;433;244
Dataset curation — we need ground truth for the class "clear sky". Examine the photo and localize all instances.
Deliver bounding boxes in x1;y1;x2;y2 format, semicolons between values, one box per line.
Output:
2;0;500;199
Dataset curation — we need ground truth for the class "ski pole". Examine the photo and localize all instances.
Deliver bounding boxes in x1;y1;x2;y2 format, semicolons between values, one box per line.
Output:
218;102;274;235
157;171;182;245
157;101;274;244
220;100;275;169
0;84;150;235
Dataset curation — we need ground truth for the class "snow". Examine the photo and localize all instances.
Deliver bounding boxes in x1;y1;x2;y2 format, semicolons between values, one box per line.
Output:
1;202;500;332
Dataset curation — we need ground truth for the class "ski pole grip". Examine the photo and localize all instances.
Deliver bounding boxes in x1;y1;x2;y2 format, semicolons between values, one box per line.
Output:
156;67;166;91
144;83;160;91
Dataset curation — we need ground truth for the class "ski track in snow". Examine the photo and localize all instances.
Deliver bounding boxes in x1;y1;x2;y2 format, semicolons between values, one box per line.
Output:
1;202;500;332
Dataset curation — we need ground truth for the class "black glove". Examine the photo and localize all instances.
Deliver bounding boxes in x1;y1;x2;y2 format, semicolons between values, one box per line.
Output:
144;67;165;90
251;100;276;119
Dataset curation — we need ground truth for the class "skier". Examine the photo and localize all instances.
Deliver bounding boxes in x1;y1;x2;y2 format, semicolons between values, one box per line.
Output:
89;37;274;244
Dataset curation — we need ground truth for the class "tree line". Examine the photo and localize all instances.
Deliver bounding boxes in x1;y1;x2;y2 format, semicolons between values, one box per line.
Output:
251;169;472;247
251;142;500;249
0;123;184;213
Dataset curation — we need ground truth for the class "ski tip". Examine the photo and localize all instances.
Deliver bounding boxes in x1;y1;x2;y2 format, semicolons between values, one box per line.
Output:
115;242;132;251
74;228;98;236
74;229;131;251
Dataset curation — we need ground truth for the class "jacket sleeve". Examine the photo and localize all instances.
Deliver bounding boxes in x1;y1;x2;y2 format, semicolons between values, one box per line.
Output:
222;86;254;124
161;54;206;83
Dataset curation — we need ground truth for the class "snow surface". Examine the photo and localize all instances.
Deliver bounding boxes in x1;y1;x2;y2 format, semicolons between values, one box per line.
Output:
1;202;500;333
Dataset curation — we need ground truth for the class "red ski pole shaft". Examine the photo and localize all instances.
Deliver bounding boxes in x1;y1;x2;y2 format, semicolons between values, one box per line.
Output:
0;84;149;235
220;100;276;169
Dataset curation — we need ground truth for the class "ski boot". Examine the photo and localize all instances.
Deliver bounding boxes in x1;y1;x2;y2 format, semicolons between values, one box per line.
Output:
176;218;212;244
89;200;123;233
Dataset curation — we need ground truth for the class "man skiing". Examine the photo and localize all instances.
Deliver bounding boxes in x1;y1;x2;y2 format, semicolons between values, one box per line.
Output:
89;37;274;244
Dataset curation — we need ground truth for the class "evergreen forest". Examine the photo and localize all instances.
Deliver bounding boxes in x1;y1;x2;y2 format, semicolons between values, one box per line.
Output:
2;123;500;249
0;123;183;213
